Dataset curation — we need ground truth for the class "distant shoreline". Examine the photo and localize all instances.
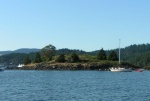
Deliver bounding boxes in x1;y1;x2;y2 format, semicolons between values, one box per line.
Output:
9;61;135;70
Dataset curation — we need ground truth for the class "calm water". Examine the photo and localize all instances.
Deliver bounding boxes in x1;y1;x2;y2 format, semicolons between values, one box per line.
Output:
0;70;150;101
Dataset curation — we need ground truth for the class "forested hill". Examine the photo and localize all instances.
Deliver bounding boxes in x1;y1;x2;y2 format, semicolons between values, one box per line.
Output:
1;44;150;67
120;44;150;67
60;43;150;67
56;48;86;55
89;44;150;67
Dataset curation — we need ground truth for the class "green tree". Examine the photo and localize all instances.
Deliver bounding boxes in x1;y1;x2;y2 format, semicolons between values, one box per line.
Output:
41;44;56;61
97;48;107;60
70;53;80;62
24;55;31;65
108;51;118;61
34;52;42;63
56;54;66;62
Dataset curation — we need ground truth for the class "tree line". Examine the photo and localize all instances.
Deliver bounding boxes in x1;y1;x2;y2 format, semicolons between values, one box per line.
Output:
97;48;118;61
1;43;150;68
23;45;119;65
23;44;81;65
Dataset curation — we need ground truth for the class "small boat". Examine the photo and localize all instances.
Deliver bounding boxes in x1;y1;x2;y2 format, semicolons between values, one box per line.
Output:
110;67;132;72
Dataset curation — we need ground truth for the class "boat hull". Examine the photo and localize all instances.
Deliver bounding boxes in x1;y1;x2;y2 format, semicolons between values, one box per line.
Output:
110;68;132;72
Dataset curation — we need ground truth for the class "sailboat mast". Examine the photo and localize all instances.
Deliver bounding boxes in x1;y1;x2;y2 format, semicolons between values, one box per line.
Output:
119;39;121;64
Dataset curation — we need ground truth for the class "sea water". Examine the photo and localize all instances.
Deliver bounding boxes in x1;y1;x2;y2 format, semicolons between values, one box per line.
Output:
0;70;150;101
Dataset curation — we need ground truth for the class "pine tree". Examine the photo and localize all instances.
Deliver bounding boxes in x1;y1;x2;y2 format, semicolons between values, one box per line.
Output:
97;48;107;60
108;51;118;61
24;55;31;65
34;52;42;63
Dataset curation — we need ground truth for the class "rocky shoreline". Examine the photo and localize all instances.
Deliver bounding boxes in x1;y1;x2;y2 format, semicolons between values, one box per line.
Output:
11;62;114;70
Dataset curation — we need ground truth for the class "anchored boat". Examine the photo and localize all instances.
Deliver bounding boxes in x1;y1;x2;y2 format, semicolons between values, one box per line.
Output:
110;39;132;72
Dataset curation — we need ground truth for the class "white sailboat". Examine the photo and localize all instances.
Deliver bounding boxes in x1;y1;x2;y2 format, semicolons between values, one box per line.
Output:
110;39;132;72
110;67;132;72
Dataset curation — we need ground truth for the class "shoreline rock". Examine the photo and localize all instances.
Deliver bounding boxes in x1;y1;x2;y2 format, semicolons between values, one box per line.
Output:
11;62;113;70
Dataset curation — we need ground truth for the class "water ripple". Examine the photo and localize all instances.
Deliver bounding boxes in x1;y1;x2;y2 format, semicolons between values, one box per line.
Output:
0;70;150;101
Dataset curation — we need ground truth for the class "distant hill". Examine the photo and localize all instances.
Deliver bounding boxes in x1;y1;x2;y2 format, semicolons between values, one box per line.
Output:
119;44;150;67
0;51;13;56
14;48;40;53
0;48;40;55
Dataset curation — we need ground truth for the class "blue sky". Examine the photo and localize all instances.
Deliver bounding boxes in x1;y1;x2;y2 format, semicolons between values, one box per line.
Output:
0;0;150;51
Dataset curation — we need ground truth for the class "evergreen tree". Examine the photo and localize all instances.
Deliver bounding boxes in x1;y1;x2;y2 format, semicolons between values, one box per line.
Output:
71;53;80;62
34;52;42;63
24;55;31;65
108;51;118;61
56;54;66;62
97;48;107;60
